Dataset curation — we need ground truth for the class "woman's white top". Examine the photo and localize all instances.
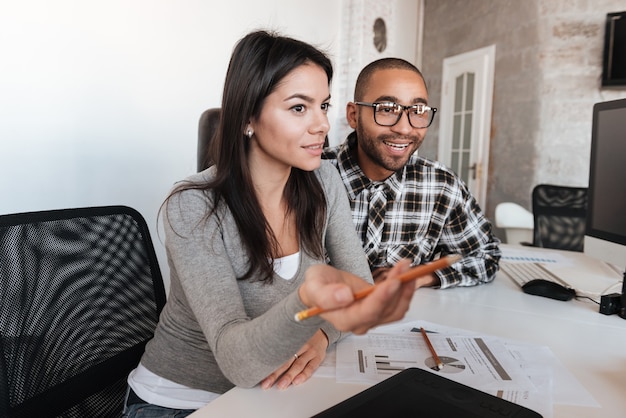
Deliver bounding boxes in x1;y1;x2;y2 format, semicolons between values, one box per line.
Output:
127;252;301;409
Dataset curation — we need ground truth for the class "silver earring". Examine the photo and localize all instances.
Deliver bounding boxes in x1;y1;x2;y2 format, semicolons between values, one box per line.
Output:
246;128;253;138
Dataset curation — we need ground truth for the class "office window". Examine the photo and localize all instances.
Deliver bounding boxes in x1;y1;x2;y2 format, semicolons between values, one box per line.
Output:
450;72;475;185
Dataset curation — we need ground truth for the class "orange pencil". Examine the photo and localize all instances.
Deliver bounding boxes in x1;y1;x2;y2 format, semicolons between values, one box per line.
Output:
420;327;444;370
294;254;462;321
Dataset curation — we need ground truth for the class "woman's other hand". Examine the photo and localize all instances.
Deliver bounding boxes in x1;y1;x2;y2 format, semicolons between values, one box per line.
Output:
260;329;329;390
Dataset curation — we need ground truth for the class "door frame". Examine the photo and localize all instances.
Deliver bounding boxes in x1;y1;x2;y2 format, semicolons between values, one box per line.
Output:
438;45;495;210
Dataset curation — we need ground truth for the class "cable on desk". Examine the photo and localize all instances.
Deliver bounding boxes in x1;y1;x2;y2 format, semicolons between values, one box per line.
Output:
576;295;600;305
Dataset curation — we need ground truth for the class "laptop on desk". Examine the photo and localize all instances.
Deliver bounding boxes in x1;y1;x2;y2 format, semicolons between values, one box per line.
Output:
312;367;542;418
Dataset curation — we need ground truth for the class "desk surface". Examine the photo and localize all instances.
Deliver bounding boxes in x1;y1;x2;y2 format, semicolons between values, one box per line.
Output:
190;246;626;418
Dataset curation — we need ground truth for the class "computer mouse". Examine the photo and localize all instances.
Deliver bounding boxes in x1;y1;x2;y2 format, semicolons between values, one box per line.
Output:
521;279;576;301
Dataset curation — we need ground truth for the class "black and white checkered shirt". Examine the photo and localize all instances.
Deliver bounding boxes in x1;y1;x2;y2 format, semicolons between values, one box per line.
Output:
323;132;501;288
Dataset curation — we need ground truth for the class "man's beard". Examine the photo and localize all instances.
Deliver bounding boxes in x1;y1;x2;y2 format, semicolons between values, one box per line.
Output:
356;123;423;173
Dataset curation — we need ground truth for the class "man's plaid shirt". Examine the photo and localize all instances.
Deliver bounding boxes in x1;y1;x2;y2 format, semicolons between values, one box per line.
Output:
323;133;501;288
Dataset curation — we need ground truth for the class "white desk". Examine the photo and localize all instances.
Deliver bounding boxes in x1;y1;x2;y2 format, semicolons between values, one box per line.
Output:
190;247;626;418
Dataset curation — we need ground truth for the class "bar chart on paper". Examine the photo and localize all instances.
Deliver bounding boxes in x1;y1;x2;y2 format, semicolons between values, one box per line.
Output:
370;352;419;374
348;333;428;381
373;352;466;374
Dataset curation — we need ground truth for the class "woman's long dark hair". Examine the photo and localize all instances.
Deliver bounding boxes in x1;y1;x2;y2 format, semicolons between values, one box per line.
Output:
169;30;332;282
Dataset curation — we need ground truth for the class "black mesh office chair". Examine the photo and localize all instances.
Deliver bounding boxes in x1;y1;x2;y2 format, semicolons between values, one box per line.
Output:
530;184;588;252
0;206;166;418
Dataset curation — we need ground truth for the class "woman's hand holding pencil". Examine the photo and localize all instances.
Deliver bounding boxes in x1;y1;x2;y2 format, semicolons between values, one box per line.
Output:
297;255;462;335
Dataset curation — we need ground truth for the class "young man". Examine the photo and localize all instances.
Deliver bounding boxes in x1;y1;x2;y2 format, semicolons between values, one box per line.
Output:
323;58;501;289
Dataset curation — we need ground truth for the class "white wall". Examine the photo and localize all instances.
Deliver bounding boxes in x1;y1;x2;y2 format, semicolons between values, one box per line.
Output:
0;0;419;287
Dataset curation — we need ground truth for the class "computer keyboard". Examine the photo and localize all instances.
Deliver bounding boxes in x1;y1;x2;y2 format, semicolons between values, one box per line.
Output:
500;261;570;288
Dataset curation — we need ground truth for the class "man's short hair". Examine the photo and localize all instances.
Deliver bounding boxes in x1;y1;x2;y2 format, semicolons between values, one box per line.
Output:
354;58;425;101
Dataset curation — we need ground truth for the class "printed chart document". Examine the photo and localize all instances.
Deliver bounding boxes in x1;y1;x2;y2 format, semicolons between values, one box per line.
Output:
333;320;598;418
336;331;534;390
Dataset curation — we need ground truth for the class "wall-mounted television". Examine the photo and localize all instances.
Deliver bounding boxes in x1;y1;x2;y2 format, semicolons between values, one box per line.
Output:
602;11;626;87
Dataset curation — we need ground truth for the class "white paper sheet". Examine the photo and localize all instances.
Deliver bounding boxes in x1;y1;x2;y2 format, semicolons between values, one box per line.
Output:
336;332;535;391
324;320;599;418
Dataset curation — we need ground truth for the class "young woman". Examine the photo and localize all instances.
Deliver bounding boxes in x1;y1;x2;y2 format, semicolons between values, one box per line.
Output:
123;30;415;417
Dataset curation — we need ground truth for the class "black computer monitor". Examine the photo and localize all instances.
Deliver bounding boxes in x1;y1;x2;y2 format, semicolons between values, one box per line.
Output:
584;98;626;272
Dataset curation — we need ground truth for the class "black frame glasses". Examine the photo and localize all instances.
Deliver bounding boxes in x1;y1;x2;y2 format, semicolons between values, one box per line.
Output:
355;101;437;128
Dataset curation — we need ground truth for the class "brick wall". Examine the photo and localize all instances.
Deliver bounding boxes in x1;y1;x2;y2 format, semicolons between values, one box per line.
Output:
421;0;626;223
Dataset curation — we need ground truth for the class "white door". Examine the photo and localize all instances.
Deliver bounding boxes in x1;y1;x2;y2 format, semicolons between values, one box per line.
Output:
438;45;495;210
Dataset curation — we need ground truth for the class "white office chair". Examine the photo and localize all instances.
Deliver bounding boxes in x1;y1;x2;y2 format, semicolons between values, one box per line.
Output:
495;202;534;245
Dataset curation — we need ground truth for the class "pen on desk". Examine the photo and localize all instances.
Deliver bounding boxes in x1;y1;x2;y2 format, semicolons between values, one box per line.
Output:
294;254;462;322
420;327;444;371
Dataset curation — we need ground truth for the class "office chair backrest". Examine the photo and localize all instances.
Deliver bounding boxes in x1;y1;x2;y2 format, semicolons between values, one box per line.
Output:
0;206;166;418
531;184;588;252
198;107;221;172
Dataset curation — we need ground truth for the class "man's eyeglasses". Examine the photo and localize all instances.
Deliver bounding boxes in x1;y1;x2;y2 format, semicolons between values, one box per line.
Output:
355;102;437;129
